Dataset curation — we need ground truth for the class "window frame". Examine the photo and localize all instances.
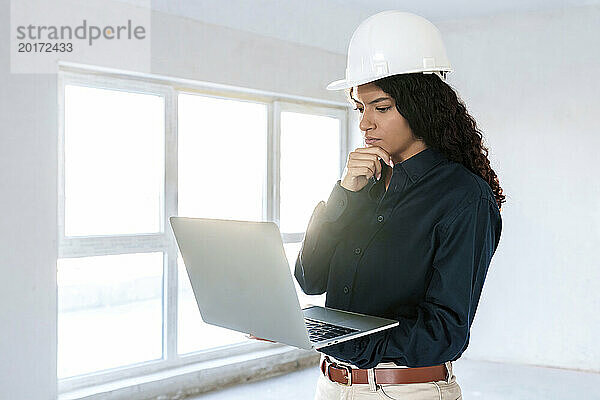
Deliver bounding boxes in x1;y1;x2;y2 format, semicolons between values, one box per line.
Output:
274;101;348;243
57;65;350;393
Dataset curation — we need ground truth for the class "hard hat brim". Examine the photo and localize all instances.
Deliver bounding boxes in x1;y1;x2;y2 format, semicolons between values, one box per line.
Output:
326;76;383;91
326;68;453;91
326;78;354;91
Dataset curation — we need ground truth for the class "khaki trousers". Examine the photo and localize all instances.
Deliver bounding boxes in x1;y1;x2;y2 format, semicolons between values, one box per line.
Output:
314;354;462;400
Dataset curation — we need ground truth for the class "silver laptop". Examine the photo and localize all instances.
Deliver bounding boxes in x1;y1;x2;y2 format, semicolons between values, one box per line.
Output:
169;216;398;350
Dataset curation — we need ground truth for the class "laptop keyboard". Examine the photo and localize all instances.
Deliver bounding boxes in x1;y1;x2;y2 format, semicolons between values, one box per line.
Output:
304;317;359;342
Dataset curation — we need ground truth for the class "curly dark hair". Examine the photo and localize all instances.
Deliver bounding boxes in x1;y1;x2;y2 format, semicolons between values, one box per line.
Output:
348;73;506;211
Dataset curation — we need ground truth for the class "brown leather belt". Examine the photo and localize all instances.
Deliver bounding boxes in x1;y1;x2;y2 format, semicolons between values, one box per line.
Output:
320;356;448;386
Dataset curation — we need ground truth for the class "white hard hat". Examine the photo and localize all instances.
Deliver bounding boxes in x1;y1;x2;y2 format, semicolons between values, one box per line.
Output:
327;10;452;90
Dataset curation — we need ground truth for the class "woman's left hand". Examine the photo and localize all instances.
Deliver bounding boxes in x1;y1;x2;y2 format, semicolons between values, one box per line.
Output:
246;334;276;343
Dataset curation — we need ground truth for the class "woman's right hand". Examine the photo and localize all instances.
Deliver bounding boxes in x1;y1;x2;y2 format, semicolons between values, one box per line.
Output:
340;146;393;192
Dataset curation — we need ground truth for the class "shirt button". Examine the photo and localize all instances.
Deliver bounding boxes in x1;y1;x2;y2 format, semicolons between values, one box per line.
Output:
412;175;418;180
377;215;384;222
354;247;361;255
339;199;345;207
343;286;349;294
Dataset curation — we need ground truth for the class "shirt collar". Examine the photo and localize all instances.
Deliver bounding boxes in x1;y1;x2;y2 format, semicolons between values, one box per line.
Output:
398;146;447;183
367;147;447;199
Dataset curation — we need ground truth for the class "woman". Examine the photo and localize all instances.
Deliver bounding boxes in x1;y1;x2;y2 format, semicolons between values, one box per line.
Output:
294;11;504;400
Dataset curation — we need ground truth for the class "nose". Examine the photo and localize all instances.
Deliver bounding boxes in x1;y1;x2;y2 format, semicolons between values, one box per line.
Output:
359;110;375;132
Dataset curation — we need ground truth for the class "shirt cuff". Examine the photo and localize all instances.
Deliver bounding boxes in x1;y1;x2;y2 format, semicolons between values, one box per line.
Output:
319;330;388;369
322;180;373;223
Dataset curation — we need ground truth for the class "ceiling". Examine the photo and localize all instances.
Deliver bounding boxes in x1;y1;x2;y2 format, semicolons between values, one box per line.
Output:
144;0;599;54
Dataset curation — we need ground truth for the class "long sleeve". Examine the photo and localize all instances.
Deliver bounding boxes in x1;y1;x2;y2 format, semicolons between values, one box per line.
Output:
294;179;374;295
320;196;502;368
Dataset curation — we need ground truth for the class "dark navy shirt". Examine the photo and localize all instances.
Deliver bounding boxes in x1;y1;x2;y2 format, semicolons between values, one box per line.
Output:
294;146;502;369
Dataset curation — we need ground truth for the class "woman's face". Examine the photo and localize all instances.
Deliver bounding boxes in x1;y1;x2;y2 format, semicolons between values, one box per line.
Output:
352;83;426;163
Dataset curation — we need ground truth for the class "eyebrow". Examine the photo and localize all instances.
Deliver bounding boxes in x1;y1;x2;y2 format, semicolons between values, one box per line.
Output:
353;96;393;105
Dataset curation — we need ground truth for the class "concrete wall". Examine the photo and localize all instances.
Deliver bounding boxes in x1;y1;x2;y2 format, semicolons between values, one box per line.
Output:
437;5;600;372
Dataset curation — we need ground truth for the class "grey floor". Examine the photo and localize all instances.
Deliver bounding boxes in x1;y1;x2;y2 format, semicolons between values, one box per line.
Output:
190;358;600;400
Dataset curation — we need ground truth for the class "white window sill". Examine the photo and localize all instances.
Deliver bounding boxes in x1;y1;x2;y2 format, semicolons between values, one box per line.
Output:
59;345;320;400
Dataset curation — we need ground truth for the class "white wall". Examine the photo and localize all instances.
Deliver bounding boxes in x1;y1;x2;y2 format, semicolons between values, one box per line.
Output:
150;12;347;103
437;5;600;372
0;5;346;399
0;0;58;398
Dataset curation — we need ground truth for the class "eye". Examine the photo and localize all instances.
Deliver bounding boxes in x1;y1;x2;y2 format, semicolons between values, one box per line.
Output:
353;107;364;114
376;107;391;112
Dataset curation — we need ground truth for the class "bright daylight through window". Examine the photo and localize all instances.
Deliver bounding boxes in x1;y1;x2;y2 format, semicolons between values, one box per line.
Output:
57;74;346;382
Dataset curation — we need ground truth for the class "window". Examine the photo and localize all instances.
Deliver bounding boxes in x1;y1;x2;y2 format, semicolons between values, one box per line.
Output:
63;85;165;237
57;69;349;390
58;253;164;378
278;104;346;309
177;93;268;354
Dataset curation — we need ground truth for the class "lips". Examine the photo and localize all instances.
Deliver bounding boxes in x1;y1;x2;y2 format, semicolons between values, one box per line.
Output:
365;137;380;145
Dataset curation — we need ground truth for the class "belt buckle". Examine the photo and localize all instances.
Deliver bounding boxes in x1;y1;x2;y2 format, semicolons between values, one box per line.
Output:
328;362;353;386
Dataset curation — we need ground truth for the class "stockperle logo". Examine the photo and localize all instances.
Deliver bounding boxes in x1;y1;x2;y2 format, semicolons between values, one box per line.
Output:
16;19;146;46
